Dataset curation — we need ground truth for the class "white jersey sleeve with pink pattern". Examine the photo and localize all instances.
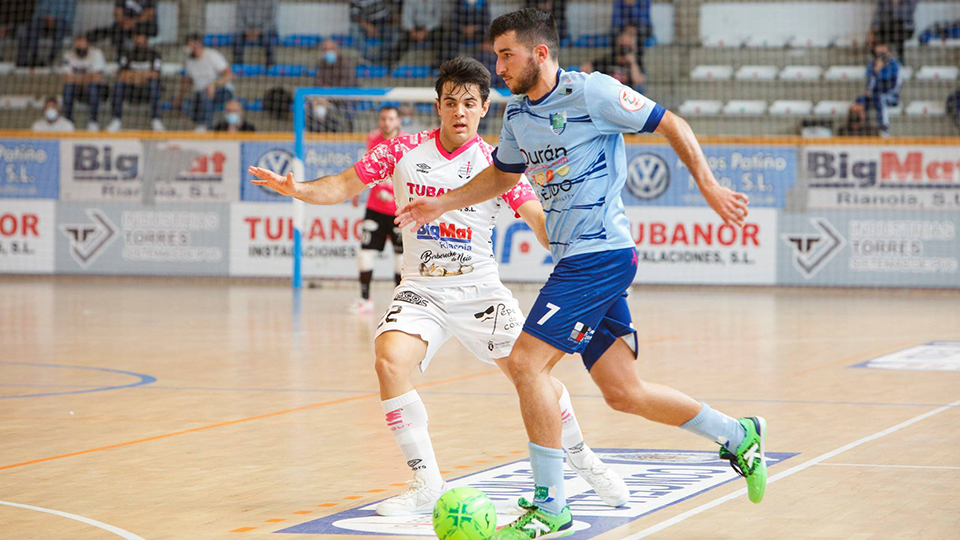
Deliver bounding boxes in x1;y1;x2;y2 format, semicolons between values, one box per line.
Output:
353;129;437;186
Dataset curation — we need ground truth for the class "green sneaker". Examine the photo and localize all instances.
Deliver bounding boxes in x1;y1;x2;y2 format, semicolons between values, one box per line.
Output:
490;499;573;539
719;416;767;503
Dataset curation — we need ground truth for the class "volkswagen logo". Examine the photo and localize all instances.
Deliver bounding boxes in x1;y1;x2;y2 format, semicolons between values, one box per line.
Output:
626;153;670;200
255;149;293;196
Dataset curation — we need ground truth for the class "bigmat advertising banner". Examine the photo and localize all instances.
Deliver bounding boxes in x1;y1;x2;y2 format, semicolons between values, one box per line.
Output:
0;140;59;198
240;141;366;202
0;199;55;273
796;145;960;211
55;202;230;275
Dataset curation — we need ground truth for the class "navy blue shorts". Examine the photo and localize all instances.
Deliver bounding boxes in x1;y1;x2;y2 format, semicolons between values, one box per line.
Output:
522;247;639;371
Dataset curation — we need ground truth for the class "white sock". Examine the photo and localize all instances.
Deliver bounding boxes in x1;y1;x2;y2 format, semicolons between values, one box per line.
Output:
382;390;444;489
558;383;592;468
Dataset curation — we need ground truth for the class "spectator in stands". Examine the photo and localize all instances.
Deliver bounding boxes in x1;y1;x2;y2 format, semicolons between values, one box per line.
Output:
386;0;441;68
87;0;158;53
176;34;235;132
349;0;400;64
477;41;507;89
213;99;257;132
868;0;917;63
233;0;277;68
32;97;75;132
107;32;164;132
581;28;645;93
856;41;902;137
305;97;352;133
524;0;567;43
398;102;426;132
1;0;37;40
315;39;358;87
837;103;880;137
612;0;653;51
62;35;106;131
439;0;490;67
16;0;76;67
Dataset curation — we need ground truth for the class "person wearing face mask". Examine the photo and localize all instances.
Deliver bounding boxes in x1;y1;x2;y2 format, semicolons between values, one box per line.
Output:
233;0;277;67
314;40;357;88
106;32;165;132
213;100;257;132
62;35;106;131
305;97;352;133
32;97;75;132
856;41;902;137
580;28;645;94
176;34;235;132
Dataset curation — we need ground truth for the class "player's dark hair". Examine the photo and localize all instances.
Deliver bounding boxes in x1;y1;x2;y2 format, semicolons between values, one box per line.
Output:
435;57;491;103
379;105;400;115
185;33;202;44
488;8;559;60
44;96;58;106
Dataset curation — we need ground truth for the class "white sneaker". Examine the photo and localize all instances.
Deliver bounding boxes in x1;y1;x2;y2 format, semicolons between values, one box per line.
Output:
106;119;122;132
151;118;166;131
347;298;374;314
569;450;629;507
375;477;448;516
194;125;207;133
86;121;99;132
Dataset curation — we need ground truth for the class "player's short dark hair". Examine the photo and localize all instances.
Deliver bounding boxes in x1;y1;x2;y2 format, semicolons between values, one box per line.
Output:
44;96;58;106
185;33;202;44
435;57;491;103
488;8;560;59
379;105;399;115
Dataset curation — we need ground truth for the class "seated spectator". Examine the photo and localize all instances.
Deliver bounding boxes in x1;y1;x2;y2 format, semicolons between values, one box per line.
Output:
315;40;357;87
305;97;352;133
398;102;426;133
32;97;75;132
176;34;235;132
524;0;567;43
62;35;106;131
837;103;880;137
1;0;36;41
16;0;76;67
233;0;277;67
581;28;645;93
386;0;441;68
87;0;157;54
349;0;400;64
948;89;960;128
856;41;902;137
868;0;917;63
612;0;653;50
107;32;164;132
213;99;257;132
440;0;490;67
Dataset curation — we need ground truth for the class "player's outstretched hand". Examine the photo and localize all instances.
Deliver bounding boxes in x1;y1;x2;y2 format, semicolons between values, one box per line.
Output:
248;166;298;197
704;185;749;228
395;197;444;231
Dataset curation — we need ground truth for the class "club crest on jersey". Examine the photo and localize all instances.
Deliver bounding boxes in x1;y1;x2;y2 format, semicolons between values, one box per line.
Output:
457;160;473;179
549;111;567;135
618;87;646;112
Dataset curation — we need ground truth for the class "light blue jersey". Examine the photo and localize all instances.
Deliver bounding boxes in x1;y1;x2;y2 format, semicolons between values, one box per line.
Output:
493;69;665;261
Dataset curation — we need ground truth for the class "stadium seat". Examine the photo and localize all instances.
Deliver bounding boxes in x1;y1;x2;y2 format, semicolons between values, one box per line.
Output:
573;35;611;48
391;65;434;79
906;101;947;116
779;66;823;81
814;100;852;116
232;64;264;76
203;34;234;47
678;100;723;115
769;100;813;115
735;66;779;81
701;35;745;47
0;63;13;76
888;104;904;117
0;96;31;110
792;36;831;48
723;100;767;115
744;35;791;48
104;63;118;76
824;66;866;81
690;65;734;81
266;64;305;77
900;66;914;81
280;35;322;48
832;36;866;48
914;66;959;81
927;38;960;48
356;65;388;78
160;63;183;77
13;66;53;76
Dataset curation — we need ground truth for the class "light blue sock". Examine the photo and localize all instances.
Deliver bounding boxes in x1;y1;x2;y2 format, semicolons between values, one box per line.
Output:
679;403;746;451
528;442;566;515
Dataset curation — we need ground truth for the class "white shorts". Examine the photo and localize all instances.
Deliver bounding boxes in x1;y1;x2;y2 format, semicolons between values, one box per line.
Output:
375;280;525;372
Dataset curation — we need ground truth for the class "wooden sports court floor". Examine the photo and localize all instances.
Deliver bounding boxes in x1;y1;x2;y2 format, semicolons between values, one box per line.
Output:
1;276;958;539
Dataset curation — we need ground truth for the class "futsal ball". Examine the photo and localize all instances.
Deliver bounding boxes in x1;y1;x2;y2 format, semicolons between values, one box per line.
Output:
432;487;497;540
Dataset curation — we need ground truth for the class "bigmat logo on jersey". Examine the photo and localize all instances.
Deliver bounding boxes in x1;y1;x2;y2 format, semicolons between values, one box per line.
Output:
0;200;55;273
797;145;960;211
240;141;366;202
0;140;59;198
277;448;796;537
229;202;397;277
628;207;778;285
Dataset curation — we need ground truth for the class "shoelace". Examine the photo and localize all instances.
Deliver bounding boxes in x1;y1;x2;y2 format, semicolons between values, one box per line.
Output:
394;478;429;500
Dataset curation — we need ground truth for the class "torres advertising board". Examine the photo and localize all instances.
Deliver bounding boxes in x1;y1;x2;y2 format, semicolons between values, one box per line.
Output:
240;141;367;202
0;200;55;273
0;140;59;198
796;145;960;211
55;202;230;275
60;139;240;202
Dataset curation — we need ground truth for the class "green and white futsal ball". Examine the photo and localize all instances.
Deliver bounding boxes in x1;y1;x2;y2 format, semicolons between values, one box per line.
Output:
432;487;497;540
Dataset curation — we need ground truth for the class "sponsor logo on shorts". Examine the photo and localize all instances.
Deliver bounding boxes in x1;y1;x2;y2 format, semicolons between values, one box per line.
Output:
393;290;428;306
487;339;512;352
568;322;593;344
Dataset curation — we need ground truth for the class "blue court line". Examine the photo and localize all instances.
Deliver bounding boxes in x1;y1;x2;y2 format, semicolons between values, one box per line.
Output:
0;362;156;400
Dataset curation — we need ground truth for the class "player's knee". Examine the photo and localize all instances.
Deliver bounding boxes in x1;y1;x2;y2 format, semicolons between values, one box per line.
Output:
504;354;535;387
602;385;641;414
374;353;406;383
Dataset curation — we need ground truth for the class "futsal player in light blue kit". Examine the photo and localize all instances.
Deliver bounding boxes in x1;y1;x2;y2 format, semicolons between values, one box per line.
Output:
397;9;767;537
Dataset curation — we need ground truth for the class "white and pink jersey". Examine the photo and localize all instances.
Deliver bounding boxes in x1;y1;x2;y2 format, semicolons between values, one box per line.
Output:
364;129;406;216
354;128;537;285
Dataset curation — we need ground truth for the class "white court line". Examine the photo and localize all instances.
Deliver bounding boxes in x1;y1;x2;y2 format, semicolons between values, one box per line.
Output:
0;500;145;540
817;463;960;471
622;398;960;540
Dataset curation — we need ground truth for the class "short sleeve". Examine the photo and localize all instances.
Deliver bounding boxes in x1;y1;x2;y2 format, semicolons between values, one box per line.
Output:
353;130;432;186
493;106;526;174
584;72;665;135
501;175;538;217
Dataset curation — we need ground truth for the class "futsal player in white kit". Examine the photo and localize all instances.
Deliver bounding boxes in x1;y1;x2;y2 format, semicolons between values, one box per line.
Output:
248;57;628;516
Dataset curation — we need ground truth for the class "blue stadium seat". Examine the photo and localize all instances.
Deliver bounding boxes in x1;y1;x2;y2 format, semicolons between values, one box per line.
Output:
238;98;264;111
329;35;353;47
391;65;434;78
280;35;322;48
574;35;611;48
266;64;305;77
356;65;388;78
232;64;264;76
203;34;234;47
